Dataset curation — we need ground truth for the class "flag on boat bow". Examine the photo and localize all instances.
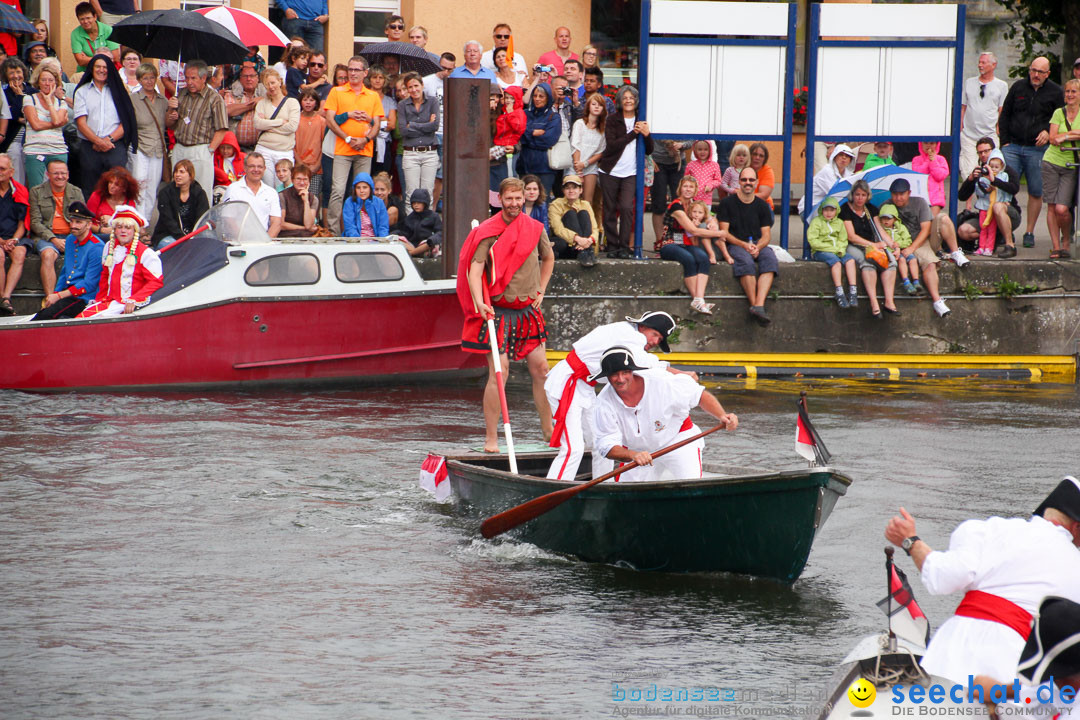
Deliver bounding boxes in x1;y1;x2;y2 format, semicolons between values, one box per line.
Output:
419;454;451;501
795;393;831;466
877;564;931;647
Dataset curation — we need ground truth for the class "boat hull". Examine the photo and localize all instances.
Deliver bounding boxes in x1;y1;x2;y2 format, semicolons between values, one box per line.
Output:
446;453;851;582
0;291;485;391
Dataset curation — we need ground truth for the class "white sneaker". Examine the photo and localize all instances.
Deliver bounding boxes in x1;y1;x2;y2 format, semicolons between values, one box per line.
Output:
950;250;970;268
933;299;951;317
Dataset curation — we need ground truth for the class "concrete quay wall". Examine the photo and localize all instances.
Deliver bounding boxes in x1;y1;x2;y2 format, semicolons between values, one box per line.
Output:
417;259;1080;357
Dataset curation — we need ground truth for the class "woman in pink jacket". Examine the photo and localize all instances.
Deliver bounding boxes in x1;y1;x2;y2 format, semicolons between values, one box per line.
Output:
912;142;950;216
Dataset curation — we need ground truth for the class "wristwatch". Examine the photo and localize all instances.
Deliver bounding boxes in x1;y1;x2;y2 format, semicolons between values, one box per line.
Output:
901;536;921;556
345;135;354;144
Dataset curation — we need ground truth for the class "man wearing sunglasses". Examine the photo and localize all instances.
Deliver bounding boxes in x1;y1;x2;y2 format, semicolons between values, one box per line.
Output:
716;168;779;326
301;52;331;104
481;23;527;76
960;52;1007;184
277;0;327;52
384;16;405;42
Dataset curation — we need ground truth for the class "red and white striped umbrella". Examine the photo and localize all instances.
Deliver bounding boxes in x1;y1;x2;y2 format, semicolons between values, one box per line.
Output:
193;6;289;48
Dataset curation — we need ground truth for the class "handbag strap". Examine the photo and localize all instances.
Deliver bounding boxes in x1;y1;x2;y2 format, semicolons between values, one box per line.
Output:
142;94;168;155
269;97;288;121
1061;107;1080;161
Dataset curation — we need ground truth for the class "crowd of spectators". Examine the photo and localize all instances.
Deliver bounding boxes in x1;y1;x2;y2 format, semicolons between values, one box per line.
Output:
0;8;1078;323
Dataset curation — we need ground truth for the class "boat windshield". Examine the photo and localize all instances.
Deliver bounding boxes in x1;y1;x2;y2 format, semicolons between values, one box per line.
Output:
199;201;272;245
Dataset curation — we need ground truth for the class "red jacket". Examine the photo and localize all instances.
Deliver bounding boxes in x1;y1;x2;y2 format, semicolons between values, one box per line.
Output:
494;86;526;148
213;131;245;188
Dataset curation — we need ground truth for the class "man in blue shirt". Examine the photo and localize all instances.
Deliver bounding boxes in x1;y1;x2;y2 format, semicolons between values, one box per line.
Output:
32;202;103;321
277;0;328;52
449;42;496;82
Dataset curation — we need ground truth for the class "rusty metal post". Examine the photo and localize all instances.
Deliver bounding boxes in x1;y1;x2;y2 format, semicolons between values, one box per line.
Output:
442;77;491;278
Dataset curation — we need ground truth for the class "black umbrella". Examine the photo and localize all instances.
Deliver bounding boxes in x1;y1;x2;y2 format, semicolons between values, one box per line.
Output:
111;9;250;65
359;41;441;76
0;4;37;35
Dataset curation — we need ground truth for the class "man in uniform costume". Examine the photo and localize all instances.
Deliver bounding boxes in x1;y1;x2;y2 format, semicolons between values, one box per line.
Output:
78;206;163;318
31;202;102;320
458;177;554;452
885;476;1080;684
545;311;695;481
591;347;738;482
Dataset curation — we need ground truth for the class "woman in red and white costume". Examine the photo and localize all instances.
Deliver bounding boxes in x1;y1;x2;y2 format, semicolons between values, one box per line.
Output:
78;206;163;318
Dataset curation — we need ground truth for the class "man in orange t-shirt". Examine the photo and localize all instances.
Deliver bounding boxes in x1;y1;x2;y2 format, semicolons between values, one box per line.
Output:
323;56;384;234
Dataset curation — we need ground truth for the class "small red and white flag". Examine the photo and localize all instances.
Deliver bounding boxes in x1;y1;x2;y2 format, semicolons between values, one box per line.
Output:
419;454;451;501
795;394;832;466
876;564;932;647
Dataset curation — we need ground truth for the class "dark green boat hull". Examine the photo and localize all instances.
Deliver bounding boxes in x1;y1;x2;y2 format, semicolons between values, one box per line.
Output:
446;453;851;583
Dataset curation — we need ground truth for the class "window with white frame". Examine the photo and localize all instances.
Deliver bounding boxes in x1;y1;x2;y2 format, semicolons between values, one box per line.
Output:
354;0;399;54
180;0;228;10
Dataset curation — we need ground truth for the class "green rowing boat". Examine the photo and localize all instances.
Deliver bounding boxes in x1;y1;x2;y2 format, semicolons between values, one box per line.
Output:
445;452;852;583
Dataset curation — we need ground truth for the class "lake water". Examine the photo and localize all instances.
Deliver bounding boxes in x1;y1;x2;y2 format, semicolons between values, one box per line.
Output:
2;379;1078;719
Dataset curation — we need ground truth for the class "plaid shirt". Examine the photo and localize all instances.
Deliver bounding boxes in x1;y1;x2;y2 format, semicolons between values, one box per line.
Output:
168;85;228;146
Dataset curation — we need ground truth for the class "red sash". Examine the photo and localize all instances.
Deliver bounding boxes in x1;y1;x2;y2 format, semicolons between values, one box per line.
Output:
679;416;693;432
549;350;596;448
954;590;1033;639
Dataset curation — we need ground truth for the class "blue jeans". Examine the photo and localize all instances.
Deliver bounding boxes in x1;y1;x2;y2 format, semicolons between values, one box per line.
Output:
660;243;710;277
281;17;324;52
1002;144;1047;198
812;250;856;267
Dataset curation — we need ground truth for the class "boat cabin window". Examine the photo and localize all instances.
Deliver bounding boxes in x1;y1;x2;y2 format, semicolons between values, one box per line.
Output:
334;253;404;283
244;254;321;286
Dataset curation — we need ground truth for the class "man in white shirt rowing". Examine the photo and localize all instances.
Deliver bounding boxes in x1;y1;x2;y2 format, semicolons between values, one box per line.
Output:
545;311;692;481
591;346;738;483
885;476;1080;685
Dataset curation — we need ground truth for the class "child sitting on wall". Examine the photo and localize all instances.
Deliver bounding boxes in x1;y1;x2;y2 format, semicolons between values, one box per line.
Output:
807;197;858;309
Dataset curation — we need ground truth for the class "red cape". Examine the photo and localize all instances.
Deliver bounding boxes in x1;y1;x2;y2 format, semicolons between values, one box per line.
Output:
12;180;29;231
455;210;543;321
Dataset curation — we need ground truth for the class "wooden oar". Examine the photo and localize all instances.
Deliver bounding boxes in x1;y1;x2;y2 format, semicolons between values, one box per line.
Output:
480;423;723;539
481;283;517;474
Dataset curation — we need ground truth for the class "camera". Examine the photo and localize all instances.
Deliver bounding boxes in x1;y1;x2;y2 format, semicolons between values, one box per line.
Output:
980;165;990;176
534;64;554;74
560;86;572;95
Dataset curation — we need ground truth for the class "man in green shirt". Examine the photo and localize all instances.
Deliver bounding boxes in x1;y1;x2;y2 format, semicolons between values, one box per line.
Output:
70;2;120;73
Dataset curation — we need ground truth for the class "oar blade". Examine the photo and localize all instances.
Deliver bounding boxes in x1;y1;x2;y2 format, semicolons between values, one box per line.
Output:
480;484;583;539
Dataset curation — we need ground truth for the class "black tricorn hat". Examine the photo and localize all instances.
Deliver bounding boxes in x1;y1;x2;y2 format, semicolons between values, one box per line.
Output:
626;311;676;353
1017;596;1080;686
587;346;647;384
1034;476;1080;523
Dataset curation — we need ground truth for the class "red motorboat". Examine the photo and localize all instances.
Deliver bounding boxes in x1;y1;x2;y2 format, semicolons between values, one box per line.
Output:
0;203;484;391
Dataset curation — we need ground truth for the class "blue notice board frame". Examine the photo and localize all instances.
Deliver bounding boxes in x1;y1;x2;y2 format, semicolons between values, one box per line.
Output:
635;1;799;256
803;2;966;252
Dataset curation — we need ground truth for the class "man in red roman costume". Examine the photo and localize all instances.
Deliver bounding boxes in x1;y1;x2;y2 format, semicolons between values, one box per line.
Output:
458;176;554;452
885;476;1080;685
78;205;163;318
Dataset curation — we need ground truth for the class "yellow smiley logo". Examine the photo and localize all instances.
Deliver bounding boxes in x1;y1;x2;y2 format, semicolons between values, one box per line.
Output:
847;678;876;708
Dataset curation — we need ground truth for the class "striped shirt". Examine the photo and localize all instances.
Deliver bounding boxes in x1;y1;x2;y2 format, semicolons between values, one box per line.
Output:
169;85;228;146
